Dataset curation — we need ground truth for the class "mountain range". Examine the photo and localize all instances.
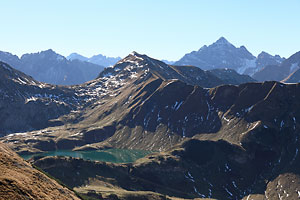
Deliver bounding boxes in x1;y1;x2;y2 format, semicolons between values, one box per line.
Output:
253;51;300;82
1;50;300;199
67;52;121;67
2;37;300;87
0;49;105;85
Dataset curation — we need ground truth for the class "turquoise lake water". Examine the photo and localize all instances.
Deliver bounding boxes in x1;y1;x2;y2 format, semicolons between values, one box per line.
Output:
19;149;152;163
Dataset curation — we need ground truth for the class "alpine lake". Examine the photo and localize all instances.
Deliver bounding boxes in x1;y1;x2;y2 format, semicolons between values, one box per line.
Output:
20;149;152;163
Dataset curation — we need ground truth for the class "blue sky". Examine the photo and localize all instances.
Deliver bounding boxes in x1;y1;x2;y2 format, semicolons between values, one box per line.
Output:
1;0;300;60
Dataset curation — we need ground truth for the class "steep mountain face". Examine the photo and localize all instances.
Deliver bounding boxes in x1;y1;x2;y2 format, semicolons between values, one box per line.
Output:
0;61;87;135
0;142;79;200
68;52;121;67
1;52;257;153
175;37;284;76
253;51;300;82
0;49;105;85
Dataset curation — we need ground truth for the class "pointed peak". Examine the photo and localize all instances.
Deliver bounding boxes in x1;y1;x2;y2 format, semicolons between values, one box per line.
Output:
215;37;230;45
130;51;143;57
127;51;152;61
258;51;270;56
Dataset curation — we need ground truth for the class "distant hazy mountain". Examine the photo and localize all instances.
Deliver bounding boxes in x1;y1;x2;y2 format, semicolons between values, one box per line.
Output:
66;53;88;62
175;37;284;76
0;49;105;85
0;51;22;68
67;53;121;67
253;51;300;82
283;68;300;83
244;51;284;75
161;59;175;65
256;51;284;70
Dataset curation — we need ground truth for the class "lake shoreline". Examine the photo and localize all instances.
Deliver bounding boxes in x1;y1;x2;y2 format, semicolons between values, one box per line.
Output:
19;148;153;163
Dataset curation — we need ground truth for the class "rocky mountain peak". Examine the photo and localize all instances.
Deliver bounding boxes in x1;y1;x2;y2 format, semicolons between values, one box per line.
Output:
130;51;139;56
67;53;88;61
21;49;65;61
98;52;164;79
258;51;271;57
198;45;208;51
213;36;232;46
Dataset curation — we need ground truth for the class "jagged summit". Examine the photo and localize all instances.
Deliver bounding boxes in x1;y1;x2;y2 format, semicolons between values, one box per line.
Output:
175;38;284;76
67;52;121;67
129;51;140;56
253;51;299;82
175;37;255;73
41;48;56;54
213;36;232;46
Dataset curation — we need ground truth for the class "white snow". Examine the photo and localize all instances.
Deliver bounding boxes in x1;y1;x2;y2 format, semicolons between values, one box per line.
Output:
292;148;298;162
157;111;162;122
1;63;12;71
7;132;28;137
237;59;256;74
12;78;27;84
245;105;253;112
26;96;38;103
224;187;233;196
280;120;284;128
223;116;231;122
232;181;238;189
182;127;186;138
290;63;300;74
186;171;195;182
193;186;205;198
225;163;232;172
174;101;183;110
